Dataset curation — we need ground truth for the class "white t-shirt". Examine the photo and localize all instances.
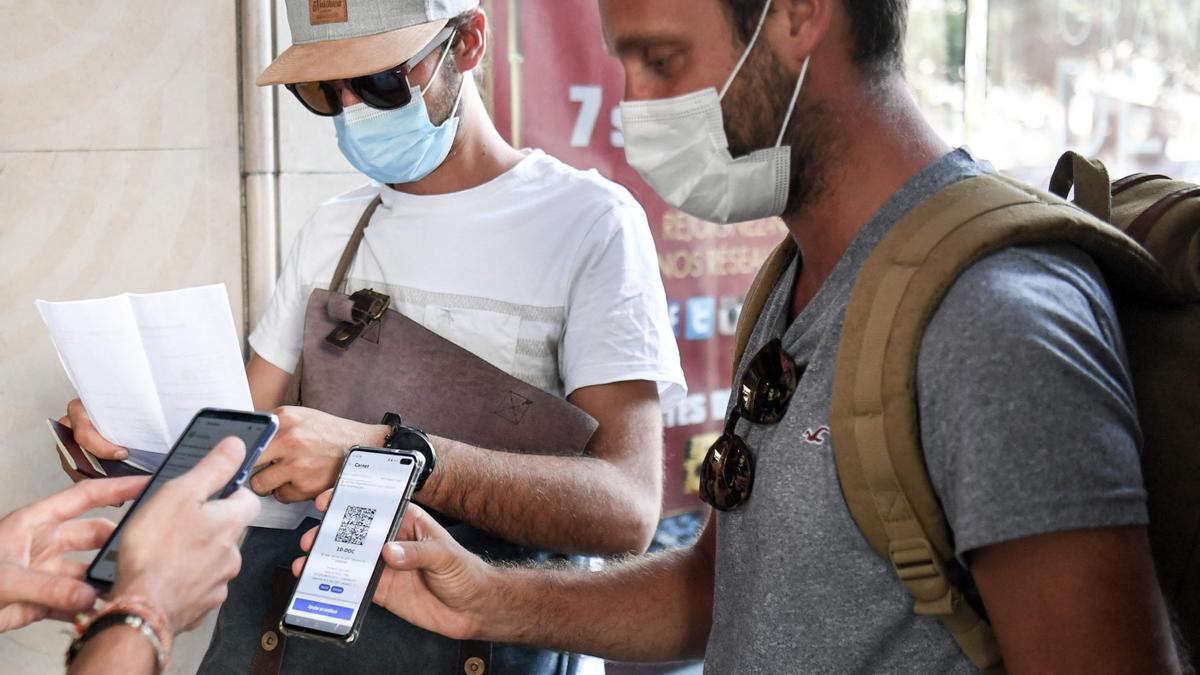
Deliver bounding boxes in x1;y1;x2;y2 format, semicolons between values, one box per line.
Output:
250;149;686;407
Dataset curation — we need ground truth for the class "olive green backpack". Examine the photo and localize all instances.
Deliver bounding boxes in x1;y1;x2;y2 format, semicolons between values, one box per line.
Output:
732;152;1200;672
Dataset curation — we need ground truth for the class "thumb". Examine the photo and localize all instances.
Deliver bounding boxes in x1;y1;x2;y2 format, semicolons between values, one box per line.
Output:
382;540;461;574
203;487;262;534
177;437;247;498
0;564;96;614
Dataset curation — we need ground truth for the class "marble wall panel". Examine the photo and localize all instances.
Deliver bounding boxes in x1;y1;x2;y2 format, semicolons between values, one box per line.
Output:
0;1;242;671
0;1;238;154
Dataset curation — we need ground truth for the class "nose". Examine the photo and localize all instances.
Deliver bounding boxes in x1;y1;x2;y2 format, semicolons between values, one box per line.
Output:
623;76;661;103
330;80;363;107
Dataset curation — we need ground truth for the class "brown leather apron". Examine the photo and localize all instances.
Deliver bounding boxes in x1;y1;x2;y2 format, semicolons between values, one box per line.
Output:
245;197;591;675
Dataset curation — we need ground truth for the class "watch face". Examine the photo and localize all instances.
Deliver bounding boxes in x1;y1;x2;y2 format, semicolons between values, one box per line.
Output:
364;423;436;491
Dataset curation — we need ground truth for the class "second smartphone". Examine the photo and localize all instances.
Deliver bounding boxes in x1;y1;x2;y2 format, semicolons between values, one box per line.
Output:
280;443;427;644
86;408;279;591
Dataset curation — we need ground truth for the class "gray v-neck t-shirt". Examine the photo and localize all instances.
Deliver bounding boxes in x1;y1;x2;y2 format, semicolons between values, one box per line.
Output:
704;148;1146;673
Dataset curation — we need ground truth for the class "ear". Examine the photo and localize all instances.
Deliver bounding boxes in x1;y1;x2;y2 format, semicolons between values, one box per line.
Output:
768;0;834;69
452;9;488;72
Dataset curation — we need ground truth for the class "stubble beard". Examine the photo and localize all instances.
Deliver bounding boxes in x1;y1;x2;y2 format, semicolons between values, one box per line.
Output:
427;58;464;127
722;41;835;220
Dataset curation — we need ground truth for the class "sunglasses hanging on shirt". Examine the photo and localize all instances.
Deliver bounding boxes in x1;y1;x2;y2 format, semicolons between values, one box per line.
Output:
700;338;801;511
286;25;456;117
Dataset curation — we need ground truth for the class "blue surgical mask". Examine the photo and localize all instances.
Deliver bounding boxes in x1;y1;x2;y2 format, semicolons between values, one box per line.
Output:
334;48;464;185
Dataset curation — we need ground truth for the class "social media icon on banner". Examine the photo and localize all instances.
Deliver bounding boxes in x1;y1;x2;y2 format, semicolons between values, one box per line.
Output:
685;297;716;341
667;301;681;338
717;295;744;336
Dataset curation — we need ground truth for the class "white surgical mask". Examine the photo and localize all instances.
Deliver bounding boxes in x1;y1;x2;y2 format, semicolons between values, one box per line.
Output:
619;0;808;224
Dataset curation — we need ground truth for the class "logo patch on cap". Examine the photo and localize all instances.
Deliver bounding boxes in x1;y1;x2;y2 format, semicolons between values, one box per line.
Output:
309;0;348;25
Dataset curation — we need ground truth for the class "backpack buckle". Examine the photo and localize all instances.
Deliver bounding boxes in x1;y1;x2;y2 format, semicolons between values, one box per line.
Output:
325;289;390;350
889;538;955;616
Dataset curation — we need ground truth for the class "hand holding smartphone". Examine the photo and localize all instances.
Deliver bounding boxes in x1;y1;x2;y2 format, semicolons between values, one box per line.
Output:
281;431;432;644
85;408;279;590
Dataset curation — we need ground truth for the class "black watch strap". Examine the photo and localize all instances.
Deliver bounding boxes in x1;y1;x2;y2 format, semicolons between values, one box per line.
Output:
379;412;436;490
380;412;405;447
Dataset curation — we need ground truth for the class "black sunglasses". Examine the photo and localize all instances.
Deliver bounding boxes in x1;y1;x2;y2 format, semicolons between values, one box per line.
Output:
285;25;456;117
700;338;801;511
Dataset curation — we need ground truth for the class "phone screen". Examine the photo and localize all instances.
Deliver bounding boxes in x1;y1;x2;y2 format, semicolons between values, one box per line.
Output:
88;411;276;586
283;450;417;637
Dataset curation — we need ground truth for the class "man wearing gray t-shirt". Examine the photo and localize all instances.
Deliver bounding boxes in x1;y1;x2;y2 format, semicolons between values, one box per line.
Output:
296;0;1184;671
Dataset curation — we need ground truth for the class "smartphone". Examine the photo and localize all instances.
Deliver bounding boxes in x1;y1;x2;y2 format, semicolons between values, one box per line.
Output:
86;408;279;591
280;442;428;644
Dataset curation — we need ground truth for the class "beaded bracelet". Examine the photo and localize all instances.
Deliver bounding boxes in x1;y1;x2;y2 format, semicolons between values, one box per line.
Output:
66;596;172;673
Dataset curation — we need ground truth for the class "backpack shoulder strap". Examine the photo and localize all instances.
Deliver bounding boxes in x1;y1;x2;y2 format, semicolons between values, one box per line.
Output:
732;236;797;370
829;172;1166;673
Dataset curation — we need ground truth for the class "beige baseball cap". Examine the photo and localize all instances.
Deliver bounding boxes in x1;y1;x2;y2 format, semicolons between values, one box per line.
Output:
258;0;479;86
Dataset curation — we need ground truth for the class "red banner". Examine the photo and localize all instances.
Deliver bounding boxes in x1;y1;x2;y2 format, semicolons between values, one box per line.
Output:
488;1;785;514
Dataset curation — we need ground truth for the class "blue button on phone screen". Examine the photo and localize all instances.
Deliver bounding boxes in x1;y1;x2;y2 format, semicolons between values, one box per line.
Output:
292;598;352;620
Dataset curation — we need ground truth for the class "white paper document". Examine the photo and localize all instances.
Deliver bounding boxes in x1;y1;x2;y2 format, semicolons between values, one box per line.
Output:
36;284;311;530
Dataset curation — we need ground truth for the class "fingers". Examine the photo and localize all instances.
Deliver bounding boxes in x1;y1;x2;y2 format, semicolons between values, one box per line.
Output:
383;506;466;572
299;526;318;553
55;517;117;553
314;488;334;512
248;462;288;497
31;476;149;525
271;484;311;505
381;540;459;573
67;398;128;460
0;564;96;614
291;556;306;577
253;438;285;469
252;405;296;468
45;608;83;623
177;437;246;498
51;560;90;580
381;542;409;568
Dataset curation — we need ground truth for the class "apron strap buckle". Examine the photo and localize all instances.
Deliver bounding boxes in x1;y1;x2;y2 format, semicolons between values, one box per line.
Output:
324;289;391;350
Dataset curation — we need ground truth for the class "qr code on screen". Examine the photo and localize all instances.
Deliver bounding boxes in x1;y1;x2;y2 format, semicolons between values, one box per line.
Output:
333;506;376;546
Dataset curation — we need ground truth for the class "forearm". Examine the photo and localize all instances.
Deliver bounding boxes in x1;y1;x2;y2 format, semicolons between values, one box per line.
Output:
68;626;158;675
478;543;713;661
419;438;660;554
246;353;295;411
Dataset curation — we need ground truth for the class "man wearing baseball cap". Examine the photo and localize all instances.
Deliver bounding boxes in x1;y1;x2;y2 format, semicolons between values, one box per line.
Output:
65;0;684;673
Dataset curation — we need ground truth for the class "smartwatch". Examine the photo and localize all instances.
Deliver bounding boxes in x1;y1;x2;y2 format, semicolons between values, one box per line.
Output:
379;412;436;490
